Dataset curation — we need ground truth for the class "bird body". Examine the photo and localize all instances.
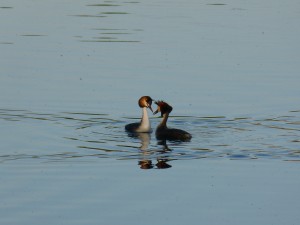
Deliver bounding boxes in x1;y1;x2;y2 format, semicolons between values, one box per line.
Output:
154;101;192;141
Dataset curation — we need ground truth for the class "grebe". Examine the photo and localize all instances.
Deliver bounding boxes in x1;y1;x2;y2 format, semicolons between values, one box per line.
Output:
154;101;192;141
125;96;153;133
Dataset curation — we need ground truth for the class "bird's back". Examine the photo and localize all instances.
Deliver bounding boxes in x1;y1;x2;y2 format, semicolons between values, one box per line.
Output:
125;123;140;132
156;127;192;141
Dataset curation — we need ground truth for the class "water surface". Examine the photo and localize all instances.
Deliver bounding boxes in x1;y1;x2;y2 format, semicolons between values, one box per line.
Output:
0;0;300;225
1;108;300;165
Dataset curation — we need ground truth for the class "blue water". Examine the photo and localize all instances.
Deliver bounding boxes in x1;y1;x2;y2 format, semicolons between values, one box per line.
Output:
1;0;300;225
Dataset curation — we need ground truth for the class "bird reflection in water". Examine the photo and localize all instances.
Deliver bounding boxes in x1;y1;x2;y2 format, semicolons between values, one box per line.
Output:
155;140;172;169
129;132;172;169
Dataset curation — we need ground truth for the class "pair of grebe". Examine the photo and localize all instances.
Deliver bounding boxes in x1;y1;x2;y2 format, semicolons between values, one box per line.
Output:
125;96;192;141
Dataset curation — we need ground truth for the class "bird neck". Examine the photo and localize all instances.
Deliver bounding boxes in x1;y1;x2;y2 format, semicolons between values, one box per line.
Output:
158;112;169;128
140;107;150;129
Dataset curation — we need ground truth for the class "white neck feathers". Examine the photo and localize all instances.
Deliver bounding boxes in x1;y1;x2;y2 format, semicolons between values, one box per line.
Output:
137;107;151;132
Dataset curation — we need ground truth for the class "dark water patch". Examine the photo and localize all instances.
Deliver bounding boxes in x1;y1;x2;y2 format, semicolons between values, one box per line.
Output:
0;42;13;44
95;37;118;40
290;110;300;113
0;6;13;9
87;4;120;7
91;28;128;31
228;154;253;160
71;14;107;18
91;28;135;40
231;117;251;121
100;12;129;15
284;159;300;162
207;3;227;6
192;148;214;152
0;154;36;162
80;39;139;43
20;34;47;37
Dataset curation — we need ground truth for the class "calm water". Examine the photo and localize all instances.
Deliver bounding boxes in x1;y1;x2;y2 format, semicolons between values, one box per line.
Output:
1;0;300;225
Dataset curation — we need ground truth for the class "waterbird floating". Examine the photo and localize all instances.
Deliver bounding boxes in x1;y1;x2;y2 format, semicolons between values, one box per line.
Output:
125;96;153;133
154;101;192;141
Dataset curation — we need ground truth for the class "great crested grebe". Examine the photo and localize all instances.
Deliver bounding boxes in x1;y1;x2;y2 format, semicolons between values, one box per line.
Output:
154;101;192;141
125;96;153;133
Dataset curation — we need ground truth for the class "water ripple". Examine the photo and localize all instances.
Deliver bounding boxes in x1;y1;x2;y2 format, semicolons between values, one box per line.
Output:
70;1;141;43
0;108;300;165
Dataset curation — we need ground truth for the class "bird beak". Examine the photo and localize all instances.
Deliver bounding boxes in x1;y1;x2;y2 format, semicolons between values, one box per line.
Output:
148;104;153;113
153;109;158;115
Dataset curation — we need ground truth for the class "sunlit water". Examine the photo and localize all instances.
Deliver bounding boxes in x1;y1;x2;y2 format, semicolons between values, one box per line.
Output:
1;0;300;225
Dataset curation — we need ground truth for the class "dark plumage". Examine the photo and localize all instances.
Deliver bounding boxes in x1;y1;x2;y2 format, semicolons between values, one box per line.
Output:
155;127;192;141
154;101;192;141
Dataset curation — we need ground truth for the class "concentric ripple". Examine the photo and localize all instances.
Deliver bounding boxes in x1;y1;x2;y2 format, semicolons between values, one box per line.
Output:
0;108;299;164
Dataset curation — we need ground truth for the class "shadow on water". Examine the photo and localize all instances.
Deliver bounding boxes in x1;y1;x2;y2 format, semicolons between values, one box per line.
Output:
0;108;300;167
